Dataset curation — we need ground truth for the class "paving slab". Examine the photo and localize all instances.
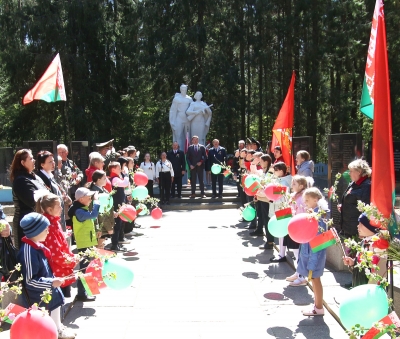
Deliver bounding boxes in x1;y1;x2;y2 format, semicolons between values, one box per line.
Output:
0;209;349;338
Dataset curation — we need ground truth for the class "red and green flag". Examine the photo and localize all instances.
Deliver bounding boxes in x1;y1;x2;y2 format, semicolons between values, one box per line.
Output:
360;0;382;119
370;3;397;235
309;229;337;253
80;273;101;296
23;53;66;105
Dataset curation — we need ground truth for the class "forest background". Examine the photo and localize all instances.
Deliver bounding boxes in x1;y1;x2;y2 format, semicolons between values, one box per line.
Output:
0;0;399;162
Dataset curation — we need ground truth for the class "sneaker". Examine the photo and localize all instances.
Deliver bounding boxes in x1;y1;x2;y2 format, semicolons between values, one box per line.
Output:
58;327;76;339
289;277;307;286
118;238;131;244
286;272;299;282
133;223;142;228
302;305;324;316
270;255;287;263
111;246;127;253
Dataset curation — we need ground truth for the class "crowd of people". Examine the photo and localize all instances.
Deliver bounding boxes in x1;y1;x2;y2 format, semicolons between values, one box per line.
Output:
0;134;378;337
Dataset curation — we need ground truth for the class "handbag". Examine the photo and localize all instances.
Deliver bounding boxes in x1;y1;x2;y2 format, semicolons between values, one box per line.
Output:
0;236;20;282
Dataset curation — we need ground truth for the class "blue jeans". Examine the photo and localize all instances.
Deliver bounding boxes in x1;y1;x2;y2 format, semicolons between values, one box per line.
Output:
77;247;90;297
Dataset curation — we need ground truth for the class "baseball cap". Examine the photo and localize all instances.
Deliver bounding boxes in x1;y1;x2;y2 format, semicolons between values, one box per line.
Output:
75;187;96;200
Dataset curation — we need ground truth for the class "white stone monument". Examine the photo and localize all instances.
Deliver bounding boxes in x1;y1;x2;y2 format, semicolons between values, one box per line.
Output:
169;84;193;150
186;91;212;146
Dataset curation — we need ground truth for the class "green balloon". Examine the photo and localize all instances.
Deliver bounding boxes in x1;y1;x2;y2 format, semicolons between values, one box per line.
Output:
242;205;256;221
342;170;351;183
244;175;260;189
102;258;134;290
136;203;148;216
98;193;113;214
268;215;290;238
339;284;388;330
131;186;148;201
211;164;222;175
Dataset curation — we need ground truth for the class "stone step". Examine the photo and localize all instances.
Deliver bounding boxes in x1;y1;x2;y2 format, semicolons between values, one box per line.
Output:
162;201;241;211
168;196;240;203
2;205;14;215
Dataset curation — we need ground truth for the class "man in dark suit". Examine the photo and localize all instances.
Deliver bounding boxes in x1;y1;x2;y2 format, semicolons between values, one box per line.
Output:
186;135;207;198
167;142;186;198
208;139;227;198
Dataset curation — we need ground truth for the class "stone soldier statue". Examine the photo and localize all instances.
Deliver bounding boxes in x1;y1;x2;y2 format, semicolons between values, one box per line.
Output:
169;84;193;150
186;91;212;146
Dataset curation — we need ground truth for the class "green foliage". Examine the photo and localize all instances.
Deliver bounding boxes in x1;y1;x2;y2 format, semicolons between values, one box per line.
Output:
0;0;399;161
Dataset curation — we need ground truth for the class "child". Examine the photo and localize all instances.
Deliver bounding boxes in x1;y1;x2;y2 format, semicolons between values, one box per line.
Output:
342;213;386;287
17;212;76;339
89;170;115;249
68;187;100;302
297;187;328;316
108;161;130;252
35;191;78;298
286;175;309;285
269;162;292;263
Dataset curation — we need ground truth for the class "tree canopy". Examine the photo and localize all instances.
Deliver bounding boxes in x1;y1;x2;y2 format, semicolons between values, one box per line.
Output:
0;0;399;161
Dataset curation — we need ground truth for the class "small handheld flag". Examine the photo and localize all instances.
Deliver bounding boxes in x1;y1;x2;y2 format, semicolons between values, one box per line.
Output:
309;229;337;253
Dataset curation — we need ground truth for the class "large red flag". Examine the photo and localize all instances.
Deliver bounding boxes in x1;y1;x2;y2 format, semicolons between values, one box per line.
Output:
270;71;295;174
371;7;396;234
23;53;66;105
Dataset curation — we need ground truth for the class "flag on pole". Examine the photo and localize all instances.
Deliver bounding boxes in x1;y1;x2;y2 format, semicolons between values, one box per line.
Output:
80;273;101;296
360;0;382;119
371;3;397;235
270;71;295;174
23;53;66;105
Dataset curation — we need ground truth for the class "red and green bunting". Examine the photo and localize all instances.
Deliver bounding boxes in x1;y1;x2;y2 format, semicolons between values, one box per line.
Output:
309;229;336;253
363;311;400;338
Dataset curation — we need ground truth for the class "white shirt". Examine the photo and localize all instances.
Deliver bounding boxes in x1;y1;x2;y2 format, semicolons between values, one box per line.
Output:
155;160;174;178
140;161;156;180
41;169;54;179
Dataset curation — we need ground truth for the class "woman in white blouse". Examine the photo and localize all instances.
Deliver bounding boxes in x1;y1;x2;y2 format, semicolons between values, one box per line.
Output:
155;152;174;205
140;153;156;197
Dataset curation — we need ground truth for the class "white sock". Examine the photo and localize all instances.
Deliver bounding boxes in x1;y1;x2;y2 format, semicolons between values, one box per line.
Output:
279;238;286;257
292;249;299;261
50;306;62;331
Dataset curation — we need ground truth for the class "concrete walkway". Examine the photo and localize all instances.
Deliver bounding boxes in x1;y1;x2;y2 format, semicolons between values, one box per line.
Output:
1;209;349;338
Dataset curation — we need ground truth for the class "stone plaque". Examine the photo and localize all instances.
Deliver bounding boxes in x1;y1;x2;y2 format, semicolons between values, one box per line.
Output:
0;148;14;186
70;141;89;172
23;140;58;175
292;136;313;160
328;133;363;230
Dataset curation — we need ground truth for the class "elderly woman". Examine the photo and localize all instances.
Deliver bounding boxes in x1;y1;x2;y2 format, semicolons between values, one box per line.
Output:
296;150;314;177
35;151;67;231
338;159;372;237
10;149;47;248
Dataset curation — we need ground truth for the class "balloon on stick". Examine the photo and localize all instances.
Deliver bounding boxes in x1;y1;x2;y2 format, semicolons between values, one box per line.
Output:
134;172;148;186
242;205;256;221
131;186;148;201
119;205;137;222
11;309;58;339
211;164;222;175
268;215;290;238
264;184;287;201
151;207;163;220
102;258;134;290
98;193;113;214
287;213;318;243
339;284;389;330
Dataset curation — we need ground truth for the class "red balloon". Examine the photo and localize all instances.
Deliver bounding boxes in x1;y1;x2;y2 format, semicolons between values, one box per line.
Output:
151;207;163;220
288;213;318;243
86;258;107;289
264;183;287;201
244;186;257;196
134;172;148;186
119;205;137;222
11;309;57;339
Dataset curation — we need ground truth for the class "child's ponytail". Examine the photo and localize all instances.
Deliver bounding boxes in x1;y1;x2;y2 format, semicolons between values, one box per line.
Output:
34;189;60;214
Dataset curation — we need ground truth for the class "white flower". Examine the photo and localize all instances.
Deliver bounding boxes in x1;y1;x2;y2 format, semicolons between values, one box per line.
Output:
364;268;371;276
